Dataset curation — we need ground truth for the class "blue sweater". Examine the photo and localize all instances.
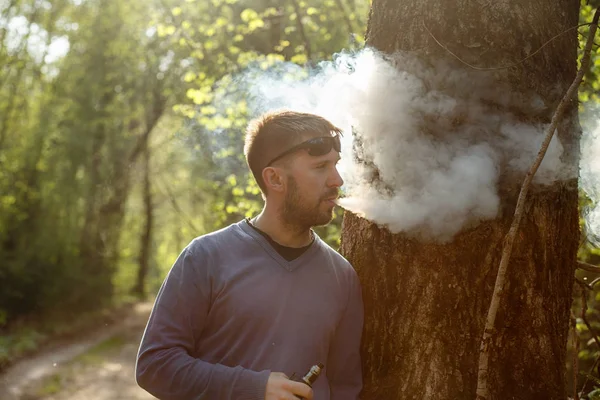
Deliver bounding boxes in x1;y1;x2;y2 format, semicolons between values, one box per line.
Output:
136;220;364;400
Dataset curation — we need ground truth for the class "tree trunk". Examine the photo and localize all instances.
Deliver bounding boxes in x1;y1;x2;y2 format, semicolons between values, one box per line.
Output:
340;1;580;399
133;140;153;299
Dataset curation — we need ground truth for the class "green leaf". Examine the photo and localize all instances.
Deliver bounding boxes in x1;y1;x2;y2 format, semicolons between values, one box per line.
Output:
590;388;600;400
187;88;213;105
184;72;196;82
291;53;308;64
226;174;237;186
248;19;265;31
240;9;258;23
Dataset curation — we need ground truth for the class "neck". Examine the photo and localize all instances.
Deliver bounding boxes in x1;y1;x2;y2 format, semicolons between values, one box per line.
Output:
252;204;313;248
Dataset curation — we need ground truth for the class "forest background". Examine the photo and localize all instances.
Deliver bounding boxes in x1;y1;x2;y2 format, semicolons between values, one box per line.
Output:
1;0;600;396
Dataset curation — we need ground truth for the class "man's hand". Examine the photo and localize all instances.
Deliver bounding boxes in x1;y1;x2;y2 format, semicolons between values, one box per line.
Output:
265;372;314;400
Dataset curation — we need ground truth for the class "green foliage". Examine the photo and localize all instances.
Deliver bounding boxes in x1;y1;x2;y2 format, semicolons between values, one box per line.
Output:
147;0;368;249
4;0;598;393
590;388;600;400
0;329;47;370
75;335;126;365
0;0;184;322
579;1;600;104
571;3;600;396
37;374;63;396
0;0;368;330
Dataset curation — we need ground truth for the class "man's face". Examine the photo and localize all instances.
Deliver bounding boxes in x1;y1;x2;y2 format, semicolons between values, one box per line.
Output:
281;146;344;229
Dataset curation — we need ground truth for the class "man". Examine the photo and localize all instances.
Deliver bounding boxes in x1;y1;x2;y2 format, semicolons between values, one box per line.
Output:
135;110;364;400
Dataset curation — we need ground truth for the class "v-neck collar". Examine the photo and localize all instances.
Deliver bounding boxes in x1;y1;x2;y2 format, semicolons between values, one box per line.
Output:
237;220;321;272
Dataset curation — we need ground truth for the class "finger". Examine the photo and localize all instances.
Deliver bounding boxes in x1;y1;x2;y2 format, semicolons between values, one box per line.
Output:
288;382;313;399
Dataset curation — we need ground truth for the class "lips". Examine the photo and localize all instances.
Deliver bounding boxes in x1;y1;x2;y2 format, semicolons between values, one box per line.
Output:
323;196;338;205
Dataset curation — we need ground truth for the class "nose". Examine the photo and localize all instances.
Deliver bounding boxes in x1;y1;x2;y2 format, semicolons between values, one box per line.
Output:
329;165;344;188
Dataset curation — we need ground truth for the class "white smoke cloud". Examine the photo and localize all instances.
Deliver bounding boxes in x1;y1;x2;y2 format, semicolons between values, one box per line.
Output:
581;118;600;246
242;48;572;241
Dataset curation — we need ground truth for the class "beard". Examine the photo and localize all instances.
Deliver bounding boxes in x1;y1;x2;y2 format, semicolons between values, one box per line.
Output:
281;176;336;230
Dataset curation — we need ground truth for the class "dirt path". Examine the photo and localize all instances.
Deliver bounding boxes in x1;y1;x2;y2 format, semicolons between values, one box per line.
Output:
0;303;156;400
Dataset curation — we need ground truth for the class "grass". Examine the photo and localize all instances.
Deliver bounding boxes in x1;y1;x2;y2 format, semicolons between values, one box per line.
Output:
74;335;127;365
37;373;63;396
0;298;137;373
0;329;48;370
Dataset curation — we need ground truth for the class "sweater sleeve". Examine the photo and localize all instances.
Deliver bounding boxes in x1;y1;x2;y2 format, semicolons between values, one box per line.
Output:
135;239;271;400
326;269;364;400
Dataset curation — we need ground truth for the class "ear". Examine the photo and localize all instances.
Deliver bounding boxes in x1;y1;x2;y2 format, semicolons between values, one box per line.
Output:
262;167;286;194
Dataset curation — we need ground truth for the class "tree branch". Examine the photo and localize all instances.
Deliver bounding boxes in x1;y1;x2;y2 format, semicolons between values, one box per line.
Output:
578;260;600;274
581;286;600;349
581;355;600;398
333;0;357;37
572;310;580;400
579;284;600;396
289;0;312;61
156;177;201;233
590;276;600;287
577;30;600;48
577;277;594;291
475;8;600;400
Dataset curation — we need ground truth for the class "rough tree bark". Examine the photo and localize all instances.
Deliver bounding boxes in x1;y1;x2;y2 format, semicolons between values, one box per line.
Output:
340;1;580;399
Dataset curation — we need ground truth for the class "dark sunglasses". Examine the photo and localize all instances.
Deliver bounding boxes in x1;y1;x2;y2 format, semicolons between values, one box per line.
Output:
266;135;341;167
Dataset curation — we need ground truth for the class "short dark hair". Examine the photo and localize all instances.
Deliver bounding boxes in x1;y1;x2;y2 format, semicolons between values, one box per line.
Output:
244;110;342;193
